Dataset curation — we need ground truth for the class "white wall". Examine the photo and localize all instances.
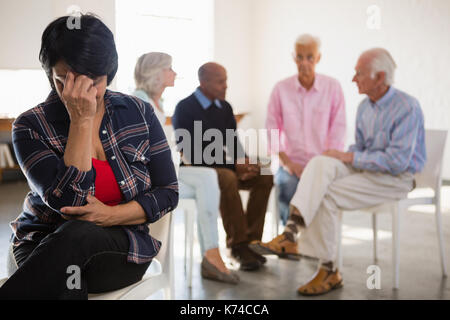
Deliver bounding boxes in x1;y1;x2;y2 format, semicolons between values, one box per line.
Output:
214;0;450;178
0;0;116;70
2;0;450;176
214;0;254;128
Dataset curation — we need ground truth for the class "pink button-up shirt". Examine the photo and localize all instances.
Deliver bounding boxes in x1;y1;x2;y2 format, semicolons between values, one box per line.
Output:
266;73;346;167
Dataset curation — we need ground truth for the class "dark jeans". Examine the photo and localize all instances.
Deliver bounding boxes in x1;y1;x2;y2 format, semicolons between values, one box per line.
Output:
0;220;151;300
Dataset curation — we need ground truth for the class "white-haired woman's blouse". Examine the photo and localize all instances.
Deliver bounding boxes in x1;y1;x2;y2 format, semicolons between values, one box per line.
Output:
132;89;166;125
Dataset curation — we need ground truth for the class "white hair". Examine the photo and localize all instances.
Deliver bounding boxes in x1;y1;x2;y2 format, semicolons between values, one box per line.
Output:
365;48;397;86
295;34;321;52
134;52;172;97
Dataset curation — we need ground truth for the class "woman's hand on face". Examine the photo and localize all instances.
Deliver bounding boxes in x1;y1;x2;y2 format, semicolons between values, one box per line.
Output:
60;195;116;227
62;72;98;124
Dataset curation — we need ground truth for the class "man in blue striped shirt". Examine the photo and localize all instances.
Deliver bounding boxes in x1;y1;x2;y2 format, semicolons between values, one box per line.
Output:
250;48;426;296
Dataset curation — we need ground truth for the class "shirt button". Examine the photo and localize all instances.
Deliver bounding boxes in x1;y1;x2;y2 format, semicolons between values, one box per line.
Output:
102;130;107;134
120;181;125;186
111;156;116;160
140;156;145;161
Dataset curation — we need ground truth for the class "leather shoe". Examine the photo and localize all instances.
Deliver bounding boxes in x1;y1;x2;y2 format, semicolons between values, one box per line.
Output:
249;234;301;261
231;243;261;271
250;249;267;264
201;258;240;285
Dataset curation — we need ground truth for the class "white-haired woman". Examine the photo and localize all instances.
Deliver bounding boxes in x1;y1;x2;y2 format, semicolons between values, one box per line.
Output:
133;52;239;284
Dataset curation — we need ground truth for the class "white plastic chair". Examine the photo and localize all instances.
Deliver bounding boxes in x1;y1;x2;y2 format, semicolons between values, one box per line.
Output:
1;204;176;300
176;198;196;288
89;211;175;300
336;129;448;289
164;126;198;288
89;148;181;300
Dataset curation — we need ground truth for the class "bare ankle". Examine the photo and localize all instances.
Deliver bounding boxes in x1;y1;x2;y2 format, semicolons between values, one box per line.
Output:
204;248;230;274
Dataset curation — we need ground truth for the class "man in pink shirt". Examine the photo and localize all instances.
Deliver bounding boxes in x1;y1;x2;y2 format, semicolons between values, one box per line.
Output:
265;34;346;225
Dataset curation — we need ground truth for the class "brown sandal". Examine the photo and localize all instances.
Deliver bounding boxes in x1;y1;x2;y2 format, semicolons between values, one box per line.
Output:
297;268;343;296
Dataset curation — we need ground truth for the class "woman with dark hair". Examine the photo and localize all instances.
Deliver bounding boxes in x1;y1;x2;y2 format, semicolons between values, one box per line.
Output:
0;14;178;299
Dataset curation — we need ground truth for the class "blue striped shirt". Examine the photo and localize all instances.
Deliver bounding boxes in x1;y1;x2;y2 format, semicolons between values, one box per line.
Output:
10;90;179;264
348;86;426;175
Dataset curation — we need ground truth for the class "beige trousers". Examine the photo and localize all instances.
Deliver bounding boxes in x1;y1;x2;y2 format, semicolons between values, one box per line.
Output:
290;156;414;263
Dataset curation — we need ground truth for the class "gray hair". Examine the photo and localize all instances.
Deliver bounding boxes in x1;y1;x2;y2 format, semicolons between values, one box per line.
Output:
134;52;172;96
365;48;397;86
295;34;321;52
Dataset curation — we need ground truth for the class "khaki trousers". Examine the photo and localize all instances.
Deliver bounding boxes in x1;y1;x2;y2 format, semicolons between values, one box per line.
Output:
290;156;414;262
215;168;274;248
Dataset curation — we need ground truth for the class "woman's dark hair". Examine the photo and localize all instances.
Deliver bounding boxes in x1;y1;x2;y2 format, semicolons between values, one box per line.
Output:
39;13;118;89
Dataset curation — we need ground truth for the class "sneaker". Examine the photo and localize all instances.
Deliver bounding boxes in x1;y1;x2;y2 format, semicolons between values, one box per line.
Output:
231;244;262;271
297;268;343;296
249;234;301;261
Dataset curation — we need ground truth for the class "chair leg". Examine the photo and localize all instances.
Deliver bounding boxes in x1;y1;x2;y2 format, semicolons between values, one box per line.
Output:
184;209;195;288
164;285;172;300
188;212;195;288
372;214;378;262
336;211;343;270
183;208;194;288
435;192;448;277
392;203;401;289
273;185;281;237
184;209;188;273
169;214;175;299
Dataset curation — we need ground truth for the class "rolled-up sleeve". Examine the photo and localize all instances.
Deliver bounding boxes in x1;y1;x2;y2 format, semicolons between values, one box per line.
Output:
134;103;179;223
12;119;95;212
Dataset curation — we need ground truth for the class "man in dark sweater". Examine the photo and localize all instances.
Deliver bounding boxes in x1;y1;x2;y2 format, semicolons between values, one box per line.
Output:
172;63;274;271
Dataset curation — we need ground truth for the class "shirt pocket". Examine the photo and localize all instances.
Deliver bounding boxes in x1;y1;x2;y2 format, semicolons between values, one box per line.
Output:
120;141;151;165
120;142;152;190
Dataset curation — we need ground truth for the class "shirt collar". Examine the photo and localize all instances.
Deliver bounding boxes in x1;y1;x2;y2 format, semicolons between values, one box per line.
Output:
194;87;222;109
294;74;321;93
132;89;162;111
371;86;396;108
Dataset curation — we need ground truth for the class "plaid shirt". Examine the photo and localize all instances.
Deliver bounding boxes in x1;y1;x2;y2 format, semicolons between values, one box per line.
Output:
10;90;179;264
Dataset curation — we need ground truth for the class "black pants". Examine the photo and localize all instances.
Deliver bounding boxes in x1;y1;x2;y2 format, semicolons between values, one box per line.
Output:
0;220;151;300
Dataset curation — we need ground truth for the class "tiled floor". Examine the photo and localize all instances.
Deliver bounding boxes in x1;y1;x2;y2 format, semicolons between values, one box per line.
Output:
1;181;450;299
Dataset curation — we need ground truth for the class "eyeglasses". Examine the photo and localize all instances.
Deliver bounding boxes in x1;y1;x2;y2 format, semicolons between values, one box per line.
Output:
292;53;316;63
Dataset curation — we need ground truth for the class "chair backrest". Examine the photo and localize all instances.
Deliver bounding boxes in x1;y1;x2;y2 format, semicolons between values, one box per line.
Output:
148;145;180;274
150;211;174;275
415;129;448;189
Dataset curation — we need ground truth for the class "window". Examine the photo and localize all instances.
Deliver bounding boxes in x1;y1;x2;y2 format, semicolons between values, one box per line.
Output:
115;0;214;116
0;70;50;118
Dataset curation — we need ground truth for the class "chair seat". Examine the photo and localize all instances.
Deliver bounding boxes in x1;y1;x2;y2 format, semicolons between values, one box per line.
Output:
88;258;162;300
353;195;434;215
